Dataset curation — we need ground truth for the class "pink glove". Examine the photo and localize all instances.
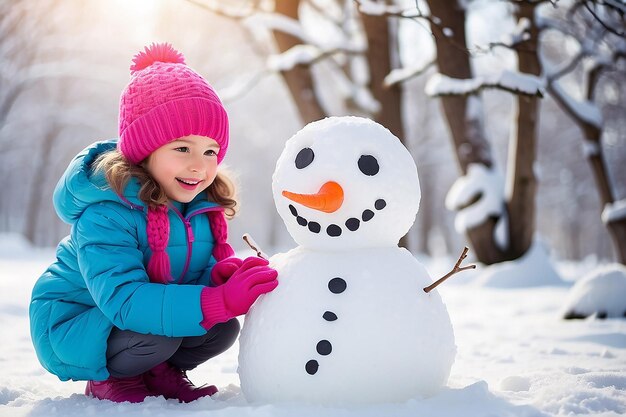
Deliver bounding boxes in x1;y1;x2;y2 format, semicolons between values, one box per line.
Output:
200;257;278;329
210;257;244;286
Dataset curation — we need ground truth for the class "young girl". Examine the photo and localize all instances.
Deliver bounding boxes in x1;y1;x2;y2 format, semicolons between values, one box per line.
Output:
29;43;278;404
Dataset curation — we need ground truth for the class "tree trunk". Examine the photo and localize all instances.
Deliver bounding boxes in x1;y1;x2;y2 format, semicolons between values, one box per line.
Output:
273;0;326;124
426;0;506;264
506;3;541;258
360;2;409;248
359;6;404;141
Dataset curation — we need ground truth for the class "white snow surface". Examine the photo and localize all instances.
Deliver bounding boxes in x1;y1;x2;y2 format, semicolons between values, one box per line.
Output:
475;240;566;288
2;233;626;416
562;264;626;319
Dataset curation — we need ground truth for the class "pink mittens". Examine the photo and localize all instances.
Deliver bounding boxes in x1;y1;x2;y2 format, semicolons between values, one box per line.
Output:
201;257;278;329
210;257;244;286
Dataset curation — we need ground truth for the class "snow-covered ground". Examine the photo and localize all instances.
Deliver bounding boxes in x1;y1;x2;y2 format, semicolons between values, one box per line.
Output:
1;234;624;417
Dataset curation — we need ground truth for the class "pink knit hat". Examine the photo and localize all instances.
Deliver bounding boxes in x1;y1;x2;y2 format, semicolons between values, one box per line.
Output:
118;43;229;164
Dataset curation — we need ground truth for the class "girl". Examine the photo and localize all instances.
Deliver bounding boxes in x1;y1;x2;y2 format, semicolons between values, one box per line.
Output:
29;43;278;404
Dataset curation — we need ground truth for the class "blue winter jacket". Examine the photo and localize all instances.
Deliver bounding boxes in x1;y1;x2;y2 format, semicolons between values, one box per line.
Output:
29;140;224;382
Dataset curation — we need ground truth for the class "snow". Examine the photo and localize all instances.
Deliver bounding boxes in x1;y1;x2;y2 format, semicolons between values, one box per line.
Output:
383;60;434;87
583;139;602;158
602;199;626;224
445;163;505;234
548;82;603;129
425;71;544;97
562;264;626;319
271;117;419;250
500;17;531;46
2;232;626;416
243;12;310;44
474;240;565;288
239;117;453;404
267;45;323;71
239;246;455;404
356;0;404;16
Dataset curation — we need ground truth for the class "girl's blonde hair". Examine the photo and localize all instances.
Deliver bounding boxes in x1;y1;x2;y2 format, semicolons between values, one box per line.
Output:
93;149;238;219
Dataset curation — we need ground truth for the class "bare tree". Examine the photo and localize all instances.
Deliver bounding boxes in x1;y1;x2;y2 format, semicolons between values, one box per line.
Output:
0;0;116;245
423;0;507;265
184;0;625;264
411;0;625;264
541;0;626;262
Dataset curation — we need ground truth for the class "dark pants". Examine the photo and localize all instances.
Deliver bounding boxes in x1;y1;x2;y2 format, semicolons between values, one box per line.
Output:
105;318;240;378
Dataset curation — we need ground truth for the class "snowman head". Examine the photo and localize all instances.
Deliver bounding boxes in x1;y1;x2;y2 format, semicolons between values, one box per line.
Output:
272;116;420;250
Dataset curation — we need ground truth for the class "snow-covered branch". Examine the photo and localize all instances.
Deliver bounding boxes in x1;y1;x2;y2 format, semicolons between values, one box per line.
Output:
266;44;363;72
425;71;544;98
547;81;603;131
602;199;626;224
383;60;435;87
471;16;536;56
353;0;454;42
354;0;422;19
581;0;625;37
244;12;311;44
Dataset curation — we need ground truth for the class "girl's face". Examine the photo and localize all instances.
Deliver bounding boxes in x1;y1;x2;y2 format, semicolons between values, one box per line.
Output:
145;135;220;203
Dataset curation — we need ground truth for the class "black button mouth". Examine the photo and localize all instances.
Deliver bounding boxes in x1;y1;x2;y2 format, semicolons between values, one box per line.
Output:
286;198;387;238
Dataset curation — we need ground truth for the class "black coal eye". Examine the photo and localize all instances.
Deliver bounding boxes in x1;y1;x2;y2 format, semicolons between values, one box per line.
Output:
358;155;379;176
295;148;314;169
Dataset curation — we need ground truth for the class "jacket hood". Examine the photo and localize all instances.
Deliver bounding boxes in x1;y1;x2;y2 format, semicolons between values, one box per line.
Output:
54;139;221;225
53;140;142;224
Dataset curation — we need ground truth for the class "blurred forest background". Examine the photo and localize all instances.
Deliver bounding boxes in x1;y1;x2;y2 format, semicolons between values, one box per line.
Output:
0;0;624;264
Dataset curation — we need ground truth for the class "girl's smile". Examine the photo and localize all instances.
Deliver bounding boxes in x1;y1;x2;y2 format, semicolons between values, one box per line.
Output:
176;177;204;190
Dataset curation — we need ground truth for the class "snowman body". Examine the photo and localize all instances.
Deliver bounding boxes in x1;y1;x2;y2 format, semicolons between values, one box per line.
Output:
238;117;456;404
239;246;455;404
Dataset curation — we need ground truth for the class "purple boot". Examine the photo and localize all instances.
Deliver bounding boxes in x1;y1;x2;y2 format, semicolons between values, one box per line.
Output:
144;362;218;403
85;375;153;403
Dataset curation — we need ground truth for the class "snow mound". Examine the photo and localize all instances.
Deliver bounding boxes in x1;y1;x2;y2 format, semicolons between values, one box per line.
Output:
0;233;32;254
475;240;565;288
499;375;531;392
562;263;626;319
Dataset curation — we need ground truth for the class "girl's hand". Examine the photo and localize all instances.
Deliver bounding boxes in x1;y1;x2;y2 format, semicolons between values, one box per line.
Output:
210;257;244;286
200;257;278;329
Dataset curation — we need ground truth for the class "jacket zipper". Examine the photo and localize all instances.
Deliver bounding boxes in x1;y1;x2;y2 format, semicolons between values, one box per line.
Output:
170;206;224;283
118;195;223;284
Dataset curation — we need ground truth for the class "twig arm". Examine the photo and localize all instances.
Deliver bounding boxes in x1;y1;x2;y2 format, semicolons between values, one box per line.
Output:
242;233;269;260
423;247;476;293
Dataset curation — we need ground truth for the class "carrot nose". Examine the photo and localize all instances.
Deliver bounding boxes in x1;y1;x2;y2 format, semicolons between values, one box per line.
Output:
282;181;344;213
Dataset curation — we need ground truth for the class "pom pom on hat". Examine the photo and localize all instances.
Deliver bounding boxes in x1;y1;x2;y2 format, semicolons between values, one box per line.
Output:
118;42;229;165
130;42;185;74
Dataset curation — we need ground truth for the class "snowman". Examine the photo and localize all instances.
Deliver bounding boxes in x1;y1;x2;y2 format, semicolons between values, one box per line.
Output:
238;116;456;405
